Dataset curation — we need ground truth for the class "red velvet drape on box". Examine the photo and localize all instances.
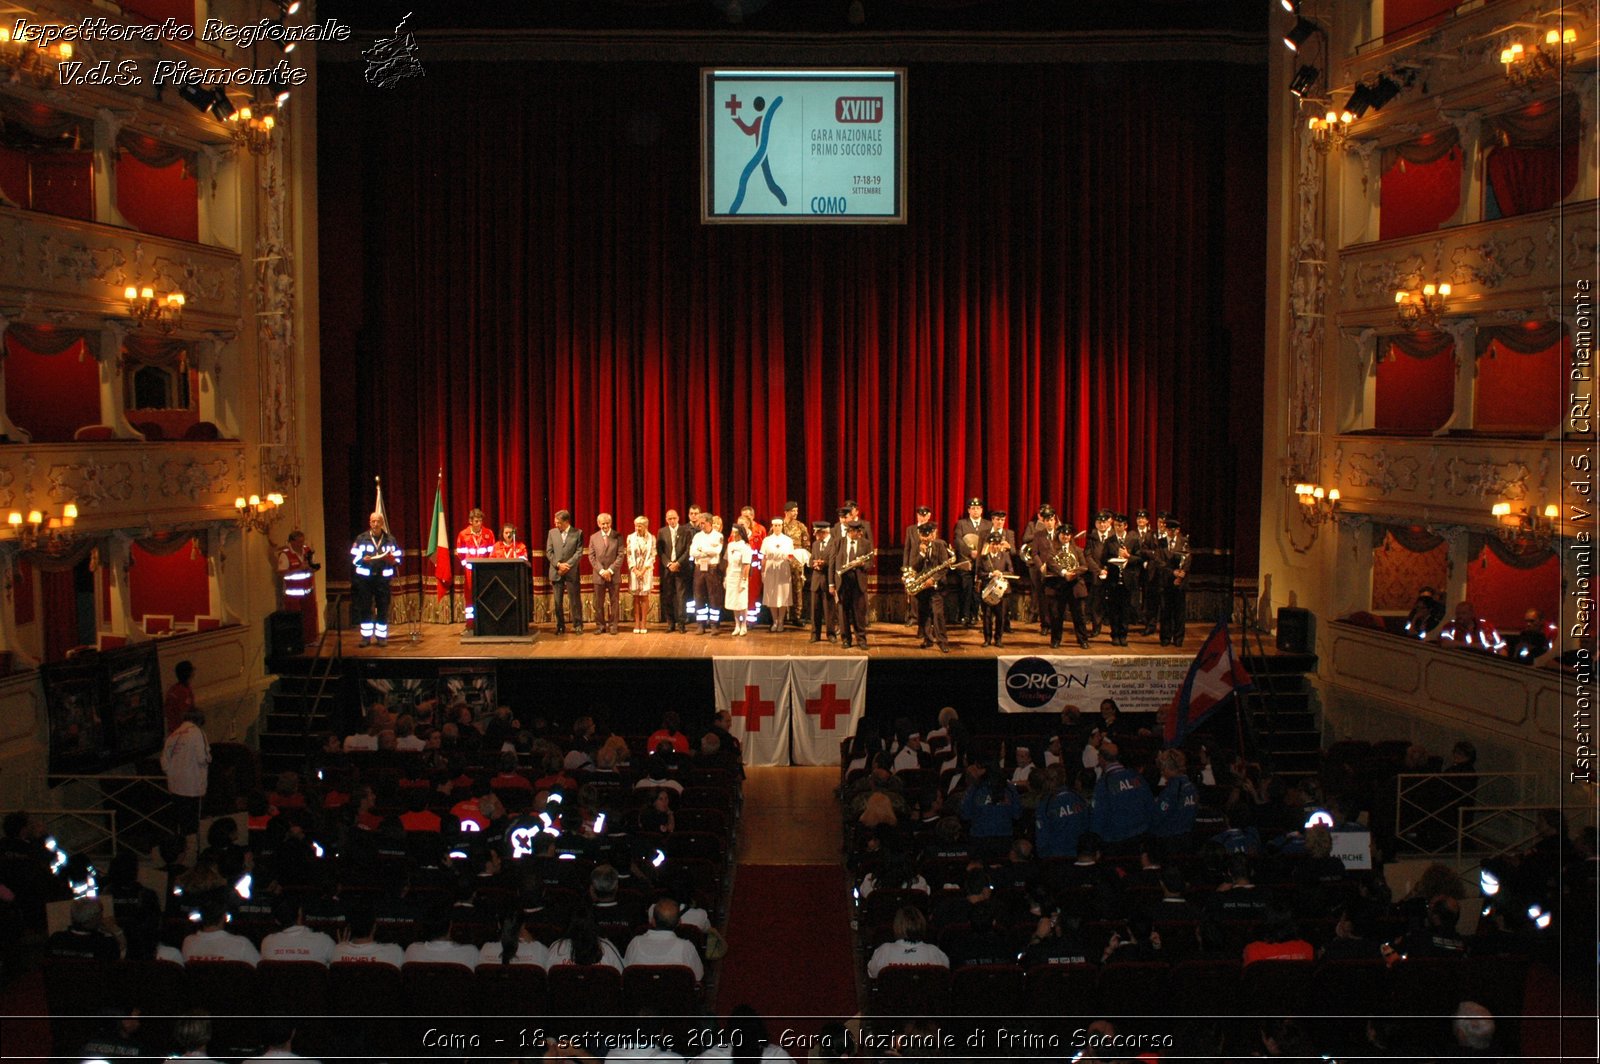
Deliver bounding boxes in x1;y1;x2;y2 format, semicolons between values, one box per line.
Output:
1379;138;1461;242
1384;0;1457;39
3;331;100;442
1476;322;1569;433
318;61;1266;569
1467;545;1561;636
129;538;209;625
1376;334;1454;432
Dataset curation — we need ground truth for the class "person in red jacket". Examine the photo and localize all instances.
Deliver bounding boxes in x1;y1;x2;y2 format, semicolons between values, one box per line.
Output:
455;508;497;633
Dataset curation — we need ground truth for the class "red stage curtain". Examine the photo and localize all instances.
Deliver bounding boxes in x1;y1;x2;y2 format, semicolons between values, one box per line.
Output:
317;60;1266;566
39;568;79;663
1375;335;1454;432
1467;542;1560;636
1380;142;1460;241
4;331;100;442
1475;323;1568;433
1384;0;1456;39
115;148;199;243
129;538;209;625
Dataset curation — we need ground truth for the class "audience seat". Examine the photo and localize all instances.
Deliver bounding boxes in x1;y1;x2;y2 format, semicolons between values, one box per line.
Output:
1166;958;1241;1015
1097;961;1168;1017
329;962;403;1016
257;960;330;1015
623;964;701;1017
1239;958;1317;1017
110;958;188;1017
871;965;951;1017
1307;957;1388;1018
547;964;624;1024
403;962;476;1014
949;963;1025;1017
1389;956;1465;1016
474;963;548;1017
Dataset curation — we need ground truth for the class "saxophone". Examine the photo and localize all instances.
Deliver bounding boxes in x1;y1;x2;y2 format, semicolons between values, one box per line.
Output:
837;547;877;575
902;554;971;594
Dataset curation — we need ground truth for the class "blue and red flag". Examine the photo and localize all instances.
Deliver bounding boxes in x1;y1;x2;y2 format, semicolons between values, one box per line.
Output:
1162;620;1253;747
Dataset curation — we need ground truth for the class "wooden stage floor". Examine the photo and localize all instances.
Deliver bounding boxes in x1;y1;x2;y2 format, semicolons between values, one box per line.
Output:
313;622;1197;662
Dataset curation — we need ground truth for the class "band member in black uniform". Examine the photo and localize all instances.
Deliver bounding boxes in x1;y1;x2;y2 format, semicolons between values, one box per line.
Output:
1100;514;1137;647
657;509;693;632
1125;509;1158;635
1021;504;1054;635
830;521;872;649
952;497;989;628
908;522;952;653
976;529;1018;648
1040;523;1091;650
1154;515;1191;647
807;521;837;642
903;506;933;627
1085;509;1115;639
987;510;1018;633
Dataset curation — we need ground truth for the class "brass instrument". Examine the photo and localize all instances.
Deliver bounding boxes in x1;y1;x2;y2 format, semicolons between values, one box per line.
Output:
836;547;877;575
902;555;971;595
1046;541;1084;581
981;571;1021;605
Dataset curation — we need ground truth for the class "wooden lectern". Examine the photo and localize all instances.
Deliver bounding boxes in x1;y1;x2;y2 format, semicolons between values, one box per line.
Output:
469;559;532;638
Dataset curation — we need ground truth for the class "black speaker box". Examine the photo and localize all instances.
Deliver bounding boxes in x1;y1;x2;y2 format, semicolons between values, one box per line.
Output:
1276;606;1314;654
267;610;305;658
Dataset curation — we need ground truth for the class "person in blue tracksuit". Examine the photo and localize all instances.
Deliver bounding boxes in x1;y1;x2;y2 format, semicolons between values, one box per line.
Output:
1149;748;1200;857
1035;765;1093;860
959;763;1021;861
1089;743;1154;853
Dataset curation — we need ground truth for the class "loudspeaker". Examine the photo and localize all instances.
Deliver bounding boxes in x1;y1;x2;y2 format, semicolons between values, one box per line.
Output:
267;610;305;658
1276;607;1314;654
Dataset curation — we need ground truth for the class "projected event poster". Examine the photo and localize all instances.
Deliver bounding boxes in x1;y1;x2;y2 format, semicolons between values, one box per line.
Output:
702;69;905;223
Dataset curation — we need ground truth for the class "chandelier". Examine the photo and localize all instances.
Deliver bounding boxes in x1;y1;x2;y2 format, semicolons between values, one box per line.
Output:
125;285;185;330
5;504;80;552
1394;283;1450;330
235;493;286;534
1501;30;1576;89
1491;501;1558;552
1292;482;1341;526
1308;108;1353;153
226;102;279;156
0;28;73;88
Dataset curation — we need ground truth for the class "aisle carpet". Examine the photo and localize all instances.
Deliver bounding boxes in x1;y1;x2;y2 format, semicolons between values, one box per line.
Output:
713;864;858;1038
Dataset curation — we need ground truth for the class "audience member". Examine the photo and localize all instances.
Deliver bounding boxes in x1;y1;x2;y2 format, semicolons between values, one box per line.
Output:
865;906;949;979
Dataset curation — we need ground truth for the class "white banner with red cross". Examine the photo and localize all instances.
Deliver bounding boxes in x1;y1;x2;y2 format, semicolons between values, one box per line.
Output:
713;657;794;767
786;656;868;766
712;657;867;767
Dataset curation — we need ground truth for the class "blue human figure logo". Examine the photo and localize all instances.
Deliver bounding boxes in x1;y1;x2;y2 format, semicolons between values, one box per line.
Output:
726;93;787;214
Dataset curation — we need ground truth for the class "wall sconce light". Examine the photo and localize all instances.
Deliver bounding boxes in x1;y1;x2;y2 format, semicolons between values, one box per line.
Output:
125;285;185;330
1491;501;1558;552
1308;108;1354;153
1395;282;1450;329
5;503;80;552
235;493;285;534
226;101;279;155
1501;29;1575;89
0;28;74;88
1293;482;1341;525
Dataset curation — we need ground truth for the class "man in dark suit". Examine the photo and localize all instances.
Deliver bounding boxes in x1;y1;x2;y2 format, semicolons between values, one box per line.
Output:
986;510;1018;633
1084;509;1115;639
807;520;837;642
829;521;872;649
1040;523;1091;650
1100;514;1137;647
951;497;988;628
588;513;624;634
656;509;693;633
901;505;932;627
545;510;584;633
1021;504;1053;634
1124;508;1158;635
833;500;874;552
1152;515;1190;647
909;522;953;653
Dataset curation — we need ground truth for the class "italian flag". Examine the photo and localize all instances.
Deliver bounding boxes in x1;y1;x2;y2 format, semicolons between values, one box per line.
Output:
425;477;450;600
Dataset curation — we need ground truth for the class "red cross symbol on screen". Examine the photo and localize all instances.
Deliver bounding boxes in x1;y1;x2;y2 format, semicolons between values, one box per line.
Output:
805;683;851;731
724;94;742;116
730;685;775;732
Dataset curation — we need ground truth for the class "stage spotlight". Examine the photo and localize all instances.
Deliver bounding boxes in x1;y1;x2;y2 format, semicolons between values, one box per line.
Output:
1289;64;1320;97
1280;0;1298;11
1370;72;1402;109
1284;16;1319;51
179;84;214;112
1345;82;1375;118
269;72;292;107
209;91;236;122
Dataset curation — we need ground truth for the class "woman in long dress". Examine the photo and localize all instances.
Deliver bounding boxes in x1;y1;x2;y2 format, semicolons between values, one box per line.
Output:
737;507;765;625
760;514;794;632
626;515;656;634
723;525;754;637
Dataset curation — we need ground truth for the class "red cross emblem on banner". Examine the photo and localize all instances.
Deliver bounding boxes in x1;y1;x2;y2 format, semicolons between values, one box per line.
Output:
805;683;851;731
730;685;776;732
